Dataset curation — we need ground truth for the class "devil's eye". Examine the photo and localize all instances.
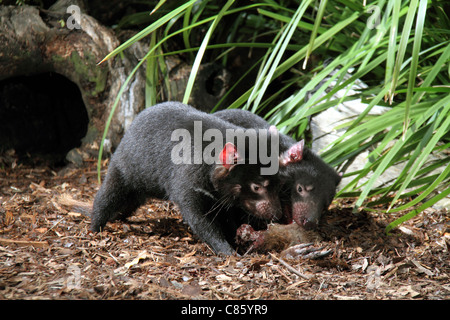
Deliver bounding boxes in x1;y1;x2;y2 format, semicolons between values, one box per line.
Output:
251;183;261;193
297;185;303;193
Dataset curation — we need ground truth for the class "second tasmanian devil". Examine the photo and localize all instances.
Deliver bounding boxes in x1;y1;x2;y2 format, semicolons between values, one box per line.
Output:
92;102;282;255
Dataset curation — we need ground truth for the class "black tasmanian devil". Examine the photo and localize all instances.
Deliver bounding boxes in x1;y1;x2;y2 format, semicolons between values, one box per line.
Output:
91;102;283;255
214;109;341;230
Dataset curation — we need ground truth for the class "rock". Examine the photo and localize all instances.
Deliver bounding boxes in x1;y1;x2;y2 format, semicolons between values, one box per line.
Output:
65;148;84;166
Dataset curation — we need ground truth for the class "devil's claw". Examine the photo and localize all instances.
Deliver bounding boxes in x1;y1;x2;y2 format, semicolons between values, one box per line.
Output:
281;243;333;259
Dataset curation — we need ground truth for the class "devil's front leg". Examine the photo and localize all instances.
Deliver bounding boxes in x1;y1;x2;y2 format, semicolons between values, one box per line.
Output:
176;192;236;255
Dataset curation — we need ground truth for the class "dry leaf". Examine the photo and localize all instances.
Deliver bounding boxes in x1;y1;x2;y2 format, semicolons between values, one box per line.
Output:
124;250;151;269
216;274;232;282
181;282;202;297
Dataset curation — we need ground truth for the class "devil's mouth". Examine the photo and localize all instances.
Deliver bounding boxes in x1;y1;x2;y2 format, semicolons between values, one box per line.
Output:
282;203;293;224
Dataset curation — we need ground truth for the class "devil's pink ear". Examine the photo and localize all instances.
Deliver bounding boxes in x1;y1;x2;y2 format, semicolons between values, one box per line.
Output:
269;125;278;134
280;140;304;166
219;142;240;170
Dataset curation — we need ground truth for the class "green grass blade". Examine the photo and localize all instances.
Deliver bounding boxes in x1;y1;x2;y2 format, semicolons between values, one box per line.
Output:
303;0;327;69
387;163;450;214
99;0;198;64
228;8;360;111
412;42;450;104
388;0;419;104
388;99;450;210
182;0;235;104
352;123;405;211
385;186;450;235
258;8;326;33
150;0;167;15
351;93;449;211
145;33;158;108
403;0;428;137
249;0;313;112
182;4;194;60
384;0;401;97
231;9;359;112
97;58;148;182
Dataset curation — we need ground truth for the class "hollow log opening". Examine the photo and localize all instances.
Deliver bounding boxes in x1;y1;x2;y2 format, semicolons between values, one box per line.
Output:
0;72;89;165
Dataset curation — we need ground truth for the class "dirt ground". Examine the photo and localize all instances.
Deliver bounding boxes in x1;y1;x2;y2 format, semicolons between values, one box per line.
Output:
0;158;449;300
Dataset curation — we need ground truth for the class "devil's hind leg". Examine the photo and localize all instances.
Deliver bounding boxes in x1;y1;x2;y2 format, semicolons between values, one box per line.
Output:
91;166;141;231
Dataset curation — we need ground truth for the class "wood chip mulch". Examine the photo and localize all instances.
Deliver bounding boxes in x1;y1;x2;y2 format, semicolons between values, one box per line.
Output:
0;159;449;300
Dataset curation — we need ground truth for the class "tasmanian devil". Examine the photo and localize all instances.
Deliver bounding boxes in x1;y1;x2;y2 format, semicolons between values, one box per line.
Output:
214;109;341;230
91;102;282;255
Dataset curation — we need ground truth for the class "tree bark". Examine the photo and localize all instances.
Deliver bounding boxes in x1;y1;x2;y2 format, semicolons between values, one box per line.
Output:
0;0;146;156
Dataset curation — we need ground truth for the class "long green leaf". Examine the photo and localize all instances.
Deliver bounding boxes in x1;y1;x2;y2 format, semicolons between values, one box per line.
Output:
387;162;450;214
303;0;327;69
384;0;401;96
97;58;147;182
388;0;419;103
247;0;313;112
412;42;450;104
145;32;158;108
182;0;235;104
403;0;428;137
99;0;198;64
388;99;450;210
228;9;360;111
385;186;450;234
258;8;326;33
